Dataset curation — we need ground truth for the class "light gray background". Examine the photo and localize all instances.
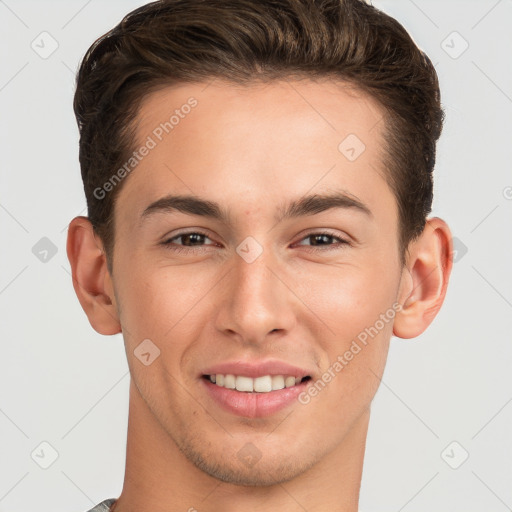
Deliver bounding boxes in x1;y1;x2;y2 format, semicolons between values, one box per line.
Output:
1;1;511;511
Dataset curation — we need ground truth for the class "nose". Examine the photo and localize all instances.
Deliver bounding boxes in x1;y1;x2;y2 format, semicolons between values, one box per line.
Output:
214;246;297;345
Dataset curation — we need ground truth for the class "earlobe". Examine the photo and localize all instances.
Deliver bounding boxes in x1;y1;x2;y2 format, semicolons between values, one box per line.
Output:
66;216;122;335
393;217;453;339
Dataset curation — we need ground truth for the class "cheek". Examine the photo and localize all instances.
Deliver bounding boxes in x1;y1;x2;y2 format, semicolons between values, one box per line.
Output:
114;262;215;376
115;258;196;331
297;260;397;403
303;258;399;343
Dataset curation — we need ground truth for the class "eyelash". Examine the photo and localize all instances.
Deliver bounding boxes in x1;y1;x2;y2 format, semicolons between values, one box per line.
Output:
161;229;350;254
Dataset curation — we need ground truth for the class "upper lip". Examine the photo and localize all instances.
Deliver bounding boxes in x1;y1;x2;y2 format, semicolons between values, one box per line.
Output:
201;359;313;379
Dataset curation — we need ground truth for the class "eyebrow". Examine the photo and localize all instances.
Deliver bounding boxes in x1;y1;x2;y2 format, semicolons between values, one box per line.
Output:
140;190;372;225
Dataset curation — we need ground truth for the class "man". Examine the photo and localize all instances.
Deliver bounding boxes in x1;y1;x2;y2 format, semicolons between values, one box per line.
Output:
67;0;453;510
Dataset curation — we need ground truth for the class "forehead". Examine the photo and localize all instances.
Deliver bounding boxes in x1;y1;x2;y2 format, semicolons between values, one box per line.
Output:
137;78;384;149
116;78;393;225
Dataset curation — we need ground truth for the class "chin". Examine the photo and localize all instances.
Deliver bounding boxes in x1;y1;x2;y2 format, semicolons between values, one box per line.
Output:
177;436;318;487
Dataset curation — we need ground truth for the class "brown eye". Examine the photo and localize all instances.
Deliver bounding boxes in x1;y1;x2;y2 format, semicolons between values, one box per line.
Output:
161;230;216;252
295;232;349;251
174;233;207;246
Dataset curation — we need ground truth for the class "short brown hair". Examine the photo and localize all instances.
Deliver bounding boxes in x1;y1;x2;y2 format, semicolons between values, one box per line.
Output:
73;0;444;270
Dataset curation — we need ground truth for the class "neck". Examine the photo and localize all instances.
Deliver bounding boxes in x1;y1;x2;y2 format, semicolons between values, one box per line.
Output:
113;379;368;512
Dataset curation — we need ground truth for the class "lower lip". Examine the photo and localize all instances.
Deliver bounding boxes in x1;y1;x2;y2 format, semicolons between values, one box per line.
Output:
201;377;310;418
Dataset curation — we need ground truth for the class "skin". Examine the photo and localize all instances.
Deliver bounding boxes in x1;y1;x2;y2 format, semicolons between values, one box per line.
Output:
67;78;453;512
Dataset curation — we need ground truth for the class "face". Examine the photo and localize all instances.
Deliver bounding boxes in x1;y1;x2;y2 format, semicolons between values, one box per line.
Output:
109;78;407;485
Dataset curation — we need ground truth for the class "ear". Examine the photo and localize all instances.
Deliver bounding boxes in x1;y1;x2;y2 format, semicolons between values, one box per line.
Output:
393;217;453;339
66;216;121;335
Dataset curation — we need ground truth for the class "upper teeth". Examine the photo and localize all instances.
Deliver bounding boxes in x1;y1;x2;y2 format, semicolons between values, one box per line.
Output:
209;374;302;392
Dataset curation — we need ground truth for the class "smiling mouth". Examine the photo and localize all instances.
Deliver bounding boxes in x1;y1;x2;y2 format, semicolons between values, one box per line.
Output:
202;374;312;393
